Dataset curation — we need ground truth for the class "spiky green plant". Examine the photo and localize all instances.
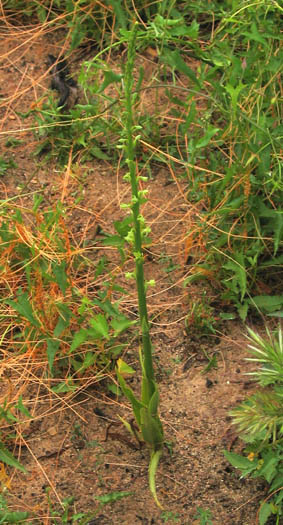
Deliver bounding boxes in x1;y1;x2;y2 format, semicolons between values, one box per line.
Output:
225;325;283;525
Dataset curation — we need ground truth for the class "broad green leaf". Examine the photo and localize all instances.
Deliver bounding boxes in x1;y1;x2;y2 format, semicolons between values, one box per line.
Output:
148;388;160;417
161;49;201;89
140;408;163;447
259;503;273;525
47;338;60;373
102;235;125;248
70;329;88;352
89;314;109;340
53;303;72;337
108;383;121;396
77;351;96;373
6;290;39;327
90;146;110;160
248;296;283;313
223;254;246;301
111;317;136;335
99;70;122;93
0;444;26;473
0;511;29;523
195;126;220;149
52;261;69;295
257;456;278;483
224;82;246;114
223;450;257;476
243;23;268;48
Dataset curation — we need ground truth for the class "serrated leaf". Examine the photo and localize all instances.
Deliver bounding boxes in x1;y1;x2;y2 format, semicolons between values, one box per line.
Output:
6;290;39;327
70;329;88;352
111;317;136;335
89;314;109;340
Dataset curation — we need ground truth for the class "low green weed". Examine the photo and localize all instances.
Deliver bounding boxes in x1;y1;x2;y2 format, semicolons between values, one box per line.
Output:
0;494;29;524
1;198;133;380
181;0;282;319
224;325;283;525
0;157;17;176
193;507;214;525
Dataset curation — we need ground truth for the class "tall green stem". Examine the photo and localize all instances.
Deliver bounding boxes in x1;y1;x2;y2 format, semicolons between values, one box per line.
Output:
117;22;164;507
124;23;154;393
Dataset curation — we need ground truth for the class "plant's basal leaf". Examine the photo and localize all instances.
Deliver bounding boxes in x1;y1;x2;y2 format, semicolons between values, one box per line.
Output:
101;235;125;248
149;449;163;509
141;408;163;447
116;371;144;426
